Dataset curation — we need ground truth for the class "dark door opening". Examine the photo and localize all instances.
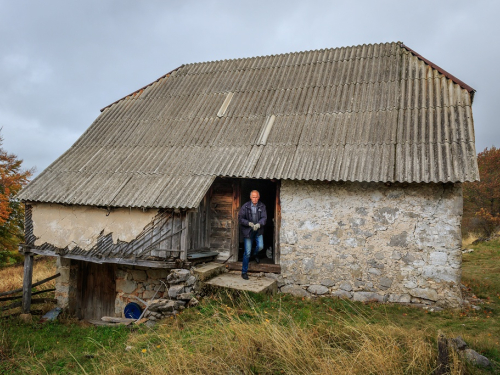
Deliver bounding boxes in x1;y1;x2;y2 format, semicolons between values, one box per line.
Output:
238;179;277;264
76;261;116;320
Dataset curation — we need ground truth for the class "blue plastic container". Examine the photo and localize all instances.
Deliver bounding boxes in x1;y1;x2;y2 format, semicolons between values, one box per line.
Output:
124;302;143;319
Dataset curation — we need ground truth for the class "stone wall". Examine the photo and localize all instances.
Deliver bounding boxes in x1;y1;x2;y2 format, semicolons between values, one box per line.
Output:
55;257;78;314
114;266;198;317
55;259;201;321
278;180;463;307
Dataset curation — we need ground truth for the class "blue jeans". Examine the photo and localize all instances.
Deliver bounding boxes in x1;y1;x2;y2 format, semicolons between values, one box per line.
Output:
242;232;263;274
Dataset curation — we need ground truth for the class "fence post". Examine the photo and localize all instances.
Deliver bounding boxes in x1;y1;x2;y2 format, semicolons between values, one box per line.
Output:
22;252;34;314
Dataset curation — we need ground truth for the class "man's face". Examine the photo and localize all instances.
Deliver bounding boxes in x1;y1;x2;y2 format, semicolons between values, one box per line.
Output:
250;192;259;205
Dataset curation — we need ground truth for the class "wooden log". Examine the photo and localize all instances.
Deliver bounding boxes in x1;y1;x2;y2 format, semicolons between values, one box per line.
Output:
1;298;56;312
226;262;281;273
0;288;55;302
101;316;135;325
0;273;61;297
22;253;34;314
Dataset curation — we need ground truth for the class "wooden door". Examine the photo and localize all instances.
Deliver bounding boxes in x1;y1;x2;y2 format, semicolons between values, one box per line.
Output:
76;261;116;320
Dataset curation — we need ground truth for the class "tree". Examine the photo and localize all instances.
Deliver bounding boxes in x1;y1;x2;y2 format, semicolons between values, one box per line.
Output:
0;132;32;264
463;146;500;236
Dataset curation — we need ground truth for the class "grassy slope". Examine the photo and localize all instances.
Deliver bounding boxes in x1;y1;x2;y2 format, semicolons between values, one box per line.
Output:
0;240;499;374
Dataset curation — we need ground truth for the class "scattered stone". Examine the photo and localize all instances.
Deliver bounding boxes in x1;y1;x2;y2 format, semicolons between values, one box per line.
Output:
472;305;481;311
188;298;199;307
125;346;133;351
168;285;185;299
157;301;176;312
145;320;156;327
339;282;352;292
177;292;194;301
332;290;352;299
185;275;197;286
388;294;411;303
167;269;191;284
352;292;386;303
452;336;467;350
320;279;335;287
307;285;329;295
410;288;438;302
281;285;310;298
464;349;491;368
462;249;474;254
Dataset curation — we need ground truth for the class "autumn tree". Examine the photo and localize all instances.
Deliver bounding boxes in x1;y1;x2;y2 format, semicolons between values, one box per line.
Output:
463;146;500;236
0;133;32;264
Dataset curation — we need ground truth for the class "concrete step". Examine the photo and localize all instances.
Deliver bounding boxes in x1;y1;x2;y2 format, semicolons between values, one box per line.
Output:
205;273;277;294
193;262;226;281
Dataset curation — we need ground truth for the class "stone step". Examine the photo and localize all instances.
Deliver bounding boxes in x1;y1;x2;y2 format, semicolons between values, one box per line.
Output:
205;273;277;294
193;262;226;281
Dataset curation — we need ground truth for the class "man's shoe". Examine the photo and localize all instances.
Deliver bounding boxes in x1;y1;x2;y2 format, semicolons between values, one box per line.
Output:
255;256;260;264
242;273;249;280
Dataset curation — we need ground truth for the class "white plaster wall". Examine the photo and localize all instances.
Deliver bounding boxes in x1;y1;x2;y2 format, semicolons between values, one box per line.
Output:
32;203;158;250
279;180;463;307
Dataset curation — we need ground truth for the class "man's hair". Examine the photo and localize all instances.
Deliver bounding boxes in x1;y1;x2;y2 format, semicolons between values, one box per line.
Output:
250;190;260;197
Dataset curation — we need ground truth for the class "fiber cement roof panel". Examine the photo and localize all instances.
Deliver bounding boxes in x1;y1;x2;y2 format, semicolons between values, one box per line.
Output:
18;42;479;208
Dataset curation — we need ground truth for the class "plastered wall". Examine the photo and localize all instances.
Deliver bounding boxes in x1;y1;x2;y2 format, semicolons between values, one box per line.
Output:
32;203;158;250
278;180;463;307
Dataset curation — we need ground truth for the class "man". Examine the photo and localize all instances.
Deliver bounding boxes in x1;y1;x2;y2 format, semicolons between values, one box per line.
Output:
238;190;267;280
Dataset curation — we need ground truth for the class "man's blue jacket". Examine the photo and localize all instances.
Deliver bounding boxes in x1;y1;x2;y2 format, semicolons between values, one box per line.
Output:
238;201;267;238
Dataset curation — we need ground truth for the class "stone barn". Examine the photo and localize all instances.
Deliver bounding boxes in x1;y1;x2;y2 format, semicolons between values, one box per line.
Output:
18;42;479;317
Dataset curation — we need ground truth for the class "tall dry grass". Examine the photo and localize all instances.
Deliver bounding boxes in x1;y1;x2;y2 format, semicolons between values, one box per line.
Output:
462;232;480;248
0;256;57;293
88;295;461;375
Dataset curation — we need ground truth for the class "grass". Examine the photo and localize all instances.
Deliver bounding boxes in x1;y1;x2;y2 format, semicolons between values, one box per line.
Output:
0;240;499;374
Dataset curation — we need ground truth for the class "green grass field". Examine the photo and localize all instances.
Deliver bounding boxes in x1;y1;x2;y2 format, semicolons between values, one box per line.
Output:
1;239;499;374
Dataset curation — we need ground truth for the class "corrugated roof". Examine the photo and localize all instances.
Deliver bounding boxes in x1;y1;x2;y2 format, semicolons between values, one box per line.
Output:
18;42;479;208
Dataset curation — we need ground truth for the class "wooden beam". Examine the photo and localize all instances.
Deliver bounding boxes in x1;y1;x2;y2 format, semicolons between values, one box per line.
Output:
0;273;60;297
225;262;281;273
22;253;34;313
2;298;56;312
274;180;281;265
180;211;188;261
0;288;55;302
26;248;192;269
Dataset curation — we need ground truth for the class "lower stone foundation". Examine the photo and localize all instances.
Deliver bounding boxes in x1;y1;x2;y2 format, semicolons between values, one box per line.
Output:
277;180;463;308
114;265;200;317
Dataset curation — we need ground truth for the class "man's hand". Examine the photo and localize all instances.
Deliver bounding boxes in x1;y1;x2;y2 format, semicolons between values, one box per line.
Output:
253;223;260;231
248;222;255;230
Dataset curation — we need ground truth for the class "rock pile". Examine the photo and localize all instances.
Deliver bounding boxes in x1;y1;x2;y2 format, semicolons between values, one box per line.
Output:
140;268;200;322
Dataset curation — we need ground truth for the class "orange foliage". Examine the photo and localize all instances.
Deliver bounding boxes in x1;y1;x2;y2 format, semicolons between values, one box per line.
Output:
0;132;32;262
463;146;500;236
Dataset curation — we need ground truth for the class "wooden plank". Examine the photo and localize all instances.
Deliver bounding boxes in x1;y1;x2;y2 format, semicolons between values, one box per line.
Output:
0;273;60;297
1;298;57;312
22;253;34;313
180;211;188;261
0;288;55;302
274;180;281;265
77;261;116;320
226;262;281;274
101;316;135;324
26;248;186;269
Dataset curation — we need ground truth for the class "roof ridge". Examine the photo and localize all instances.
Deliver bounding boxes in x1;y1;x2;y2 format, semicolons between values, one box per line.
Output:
400;43;475;94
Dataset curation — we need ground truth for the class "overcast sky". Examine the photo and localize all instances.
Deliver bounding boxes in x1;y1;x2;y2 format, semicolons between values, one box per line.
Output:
1;0;498;176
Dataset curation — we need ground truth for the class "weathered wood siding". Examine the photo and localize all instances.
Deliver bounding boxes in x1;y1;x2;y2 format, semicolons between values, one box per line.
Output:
187;195;210;253
209;178;235;259
76;261;116;320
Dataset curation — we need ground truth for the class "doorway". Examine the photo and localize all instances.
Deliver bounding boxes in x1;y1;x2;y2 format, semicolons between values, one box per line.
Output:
75;261;116;320
238;179;278;264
